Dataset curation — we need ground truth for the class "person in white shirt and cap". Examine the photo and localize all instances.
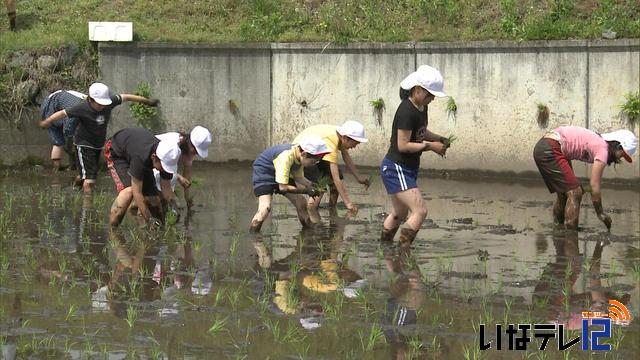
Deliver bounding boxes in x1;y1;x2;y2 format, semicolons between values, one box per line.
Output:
249;135;331;232
380;65;450;247
153;126;213;209
534;126;638;230
104;128;181;228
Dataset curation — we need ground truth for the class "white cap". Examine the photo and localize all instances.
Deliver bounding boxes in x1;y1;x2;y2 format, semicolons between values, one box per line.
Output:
298;135;330;155
400;65;447;97
601;129;638;163
156;140;181;174
337;120;368;143
88;82;112;105
190;126;212;158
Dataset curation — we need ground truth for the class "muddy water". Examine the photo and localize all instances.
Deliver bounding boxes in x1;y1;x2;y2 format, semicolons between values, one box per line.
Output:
0;163;638;359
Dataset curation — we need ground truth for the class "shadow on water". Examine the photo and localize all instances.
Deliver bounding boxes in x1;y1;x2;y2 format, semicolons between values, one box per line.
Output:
0;163;638;358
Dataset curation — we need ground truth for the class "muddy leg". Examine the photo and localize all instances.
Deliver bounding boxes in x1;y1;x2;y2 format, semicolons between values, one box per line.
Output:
250;194;272;232
285;193;310;228
564;187;583;230
6;0;16;31
328;184;339;208
109;187;134;227
50;145;64;171
382;193;409;242
553;192;567;226
82;180;95;195
307;193;323;224
398;228;418;248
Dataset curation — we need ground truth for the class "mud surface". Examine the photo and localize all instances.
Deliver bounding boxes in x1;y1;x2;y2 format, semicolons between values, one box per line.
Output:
0;163;638;359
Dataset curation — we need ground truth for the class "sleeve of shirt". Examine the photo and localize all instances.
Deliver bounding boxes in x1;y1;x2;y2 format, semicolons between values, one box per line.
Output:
593;144;609;164
273;150;295;184
128;157;145;181
110;94;123;107
64;103;84;119
396;109;418;131
322;151;338;163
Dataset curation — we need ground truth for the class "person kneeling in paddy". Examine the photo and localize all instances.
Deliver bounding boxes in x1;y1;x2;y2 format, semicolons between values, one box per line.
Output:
104;128;181;228
533;126;637;230
250;135;330;232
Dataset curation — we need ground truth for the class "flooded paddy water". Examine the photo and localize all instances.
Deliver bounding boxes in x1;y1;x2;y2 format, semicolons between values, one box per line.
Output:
0;163;638;359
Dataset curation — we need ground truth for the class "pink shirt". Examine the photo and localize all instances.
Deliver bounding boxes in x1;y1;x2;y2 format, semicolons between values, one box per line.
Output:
555;126;608;163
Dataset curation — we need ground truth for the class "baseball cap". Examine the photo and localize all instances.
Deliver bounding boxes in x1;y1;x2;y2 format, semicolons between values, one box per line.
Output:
601;129;638;163
190;126;212;158
298;135;330;156
337;120;368;143
400;65;447;97
155;140;181;174
88;82;112;105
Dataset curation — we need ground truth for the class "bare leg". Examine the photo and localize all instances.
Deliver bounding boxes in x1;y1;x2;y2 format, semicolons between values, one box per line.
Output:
382;195;409;242
50;145;64;171
393;188;428;246
564;187;583;230
82;179;95;195
6;0;16;31
109;187;134;227
307;193;324;224
250;194;272;232
553;192;567;226
284;193;310;227
328;185;339;208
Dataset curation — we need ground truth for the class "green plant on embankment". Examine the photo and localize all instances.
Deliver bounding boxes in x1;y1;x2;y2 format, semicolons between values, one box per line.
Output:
129;82;159;130
620;91;640;126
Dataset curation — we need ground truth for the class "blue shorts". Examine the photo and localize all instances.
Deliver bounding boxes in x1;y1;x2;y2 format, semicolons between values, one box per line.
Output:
47;121;66;146
380;156;418;194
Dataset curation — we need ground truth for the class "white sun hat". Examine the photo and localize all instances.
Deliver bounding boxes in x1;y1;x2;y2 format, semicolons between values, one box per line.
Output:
298;135;330;155
88;82;112;105
156;140;181;174
601;129;638;163
190;126;212;158
400;65;447;97
337;120;368;143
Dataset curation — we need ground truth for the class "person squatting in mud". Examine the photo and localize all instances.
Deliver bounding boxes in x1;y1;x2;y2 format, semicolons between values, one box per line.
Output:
380;65;450;247
104;127;181;228
293;120;370;223
533;126;637;230
39;82;159;195
249;135;331;232
153;125;213;209
39;89;86;171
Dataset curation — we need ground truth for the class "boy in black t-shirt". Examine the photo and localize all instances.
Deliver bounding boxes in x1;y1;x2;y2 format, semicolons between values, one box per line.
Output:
40;82;159;194
104;128;181;228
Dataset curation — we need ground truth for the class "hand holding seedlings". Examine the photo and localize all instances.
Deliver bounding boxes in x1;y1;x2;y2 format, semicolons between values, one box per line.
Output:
357;176;371;190
312;176;332;193
304;187;322;197
441;134;457;148
424;141;447;156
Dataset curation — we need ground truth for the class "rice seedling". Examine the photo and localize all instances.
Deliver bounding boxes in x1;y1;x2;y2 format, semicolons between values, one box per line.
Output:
83;340;94;357
446;97;457;117
190;176;204;186
65;304;78;322
263;318;307;344
357;323;385;353
126;304;138;328
208;316;229;335
313;176;333;193
214;288;225;306
462;342;481;360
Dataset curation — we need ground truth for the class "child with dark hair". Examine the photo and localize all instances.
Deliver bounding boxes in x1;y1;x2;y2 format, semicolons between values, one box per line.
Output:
533;126;637;230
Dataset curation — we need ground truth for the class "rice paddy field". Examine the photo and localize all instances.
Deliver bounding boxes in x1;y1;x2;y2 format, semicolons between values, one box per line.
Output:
0;163;638;359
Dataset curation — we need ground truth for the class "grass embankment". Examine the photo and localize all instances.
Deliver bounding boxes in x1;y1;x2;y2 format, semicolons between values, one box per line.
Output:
1;0;639;61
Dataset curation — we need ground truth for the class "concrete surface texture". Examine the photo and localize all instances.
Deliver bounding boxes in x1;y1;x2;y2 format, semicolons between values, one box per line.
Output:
1;40;638;179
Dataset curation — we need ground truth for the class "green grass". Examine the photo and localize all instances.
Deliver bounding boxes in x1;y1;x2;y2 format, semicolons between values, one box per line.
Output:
2;0;639;61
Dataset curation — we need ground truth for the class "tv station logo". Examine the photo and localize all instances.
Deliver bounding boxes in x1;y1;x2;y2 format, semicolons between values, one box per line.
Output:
479;300;631;352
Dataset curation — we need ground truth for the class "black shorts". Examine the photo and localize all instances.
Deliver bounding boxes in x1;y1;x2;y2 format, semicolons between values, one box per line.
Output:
253;178;296;197
304;160;343;184
104;139;159;196
76;145;101;180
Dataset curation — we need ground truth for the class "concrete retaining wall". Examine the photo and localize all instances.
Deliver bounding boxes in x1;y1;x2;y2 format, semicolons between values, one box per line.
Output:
2;40;638;179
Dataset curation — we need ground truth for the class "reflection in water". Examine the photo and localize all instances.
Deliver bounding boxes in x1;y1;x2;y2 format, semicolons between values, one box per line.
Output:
533;230;631;330
0;165;637;358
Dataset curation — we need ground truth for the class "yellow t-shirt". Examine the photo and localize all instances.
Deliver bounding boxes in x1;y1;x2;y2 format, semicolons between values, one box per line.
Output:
272;148;303;184
293;125;340;163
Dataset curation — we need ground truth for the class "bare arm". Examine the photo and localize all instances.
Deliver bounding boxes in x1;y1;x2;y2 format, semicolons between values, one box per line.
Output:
121;94;159;106
39;110;66;128
160;178;177;207
341;149;369;189
397;129;446;155
590;160;611;230
329;162;356;211
131;177;151;220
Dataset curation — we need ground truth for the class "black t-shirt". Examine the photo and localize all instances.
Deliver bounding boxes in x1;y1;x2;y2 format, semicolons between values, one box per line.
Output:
110;128;172;181
66;94;123;148
385;98;429;169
